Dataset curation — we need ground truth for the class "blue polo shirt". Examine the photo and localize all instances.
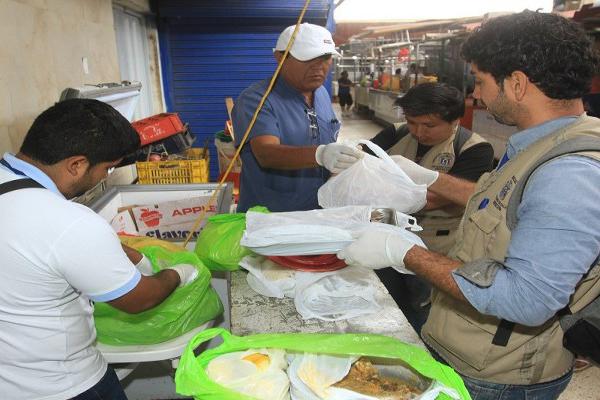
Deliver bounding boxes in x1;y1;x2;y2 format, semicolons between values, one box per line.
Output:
232;78;340;212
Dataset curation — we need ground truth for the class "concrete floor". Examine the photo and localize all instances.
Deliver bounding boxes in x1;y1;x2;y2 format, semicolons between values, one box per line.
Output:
335;104;600;400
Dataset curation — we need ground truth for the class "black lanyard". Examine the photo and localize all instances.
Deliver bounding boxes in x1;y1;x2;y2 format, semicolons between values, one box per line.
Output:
0;158;44;194
0;158;26;176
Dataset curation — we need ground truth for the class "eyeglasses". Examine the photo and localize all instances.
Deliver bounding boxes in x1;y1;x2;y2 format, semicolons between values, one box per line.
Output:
306;109;319;139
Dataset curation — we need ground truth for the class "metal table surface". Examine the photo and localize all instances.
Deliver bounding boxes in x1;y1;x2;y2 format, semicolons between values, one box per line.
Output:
229;269;424;348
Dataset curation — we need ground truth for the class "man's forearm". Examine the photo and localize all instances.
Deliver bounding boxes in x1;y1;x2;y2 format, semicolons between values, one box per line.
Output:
428;173;476;208
404;246;467;302
422;191;453;210
121;244;143;264
108;270;180;314
252;143;319;169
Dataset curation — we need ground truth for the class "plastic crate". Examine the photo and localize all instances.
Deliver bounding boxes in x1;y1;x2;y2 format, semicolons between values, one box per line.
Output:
132;113;185;146
136;148;209;184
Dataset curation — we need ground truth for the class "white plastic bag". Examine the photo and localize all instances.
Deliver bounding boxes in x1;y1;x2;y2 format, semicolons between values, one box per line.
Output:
241;207;370;254
318;140;427;214
240;256;381;322
245;206;372;233
241;206;422;256
289;353;359;400
294;266;381;321
240;255;297;298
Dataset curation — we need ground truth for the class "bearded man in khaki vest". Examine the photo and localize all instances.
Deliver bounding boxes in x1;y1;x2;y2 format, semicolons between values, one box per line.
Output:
339;11;600;400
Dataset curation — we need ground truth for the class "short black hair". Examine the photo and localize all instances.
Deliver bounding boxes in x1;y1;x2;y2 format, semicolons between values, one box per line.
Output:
461;10;598;99
20;99;140;166
395;82;465;122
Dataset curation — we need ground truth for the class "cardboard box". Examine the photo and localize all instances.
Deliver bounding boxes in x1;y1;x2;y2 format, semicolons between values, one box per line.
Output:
110;196;216;241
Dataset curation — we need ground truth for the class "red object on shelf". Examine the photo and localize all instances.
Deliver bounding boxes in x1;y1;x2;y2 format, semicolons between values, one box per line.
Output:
132;113;186;146
219;171;240;204
267;254;347;272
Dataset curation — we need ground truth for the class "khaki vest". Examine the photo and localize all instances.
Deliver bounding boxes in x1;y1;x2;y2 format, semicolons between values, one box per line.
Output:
421;115;600;384
388;124;487;254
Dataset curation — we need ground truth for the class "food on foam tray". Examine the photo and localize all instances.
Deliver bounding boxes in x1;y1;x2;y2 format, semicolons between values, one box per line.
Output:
334;358;422;399
206;348;290;400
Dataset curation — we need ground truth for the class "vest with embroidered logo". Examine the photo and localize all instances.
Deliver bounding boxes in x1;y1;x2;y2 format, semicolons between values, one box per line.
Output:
388;124;487;254
421;115;600;384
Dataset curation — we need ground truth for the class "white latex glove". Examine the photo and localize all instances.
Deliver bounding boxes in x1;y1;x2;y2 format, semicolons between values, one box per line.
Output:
167;264;199;287
337;230;416;270
315;143;363;174
391;154;439;186
135;254;154;276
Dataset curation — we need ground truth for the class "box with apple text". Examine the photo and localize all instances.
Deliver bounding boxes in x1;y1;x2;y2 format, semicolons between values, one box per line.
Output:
110;196;216;241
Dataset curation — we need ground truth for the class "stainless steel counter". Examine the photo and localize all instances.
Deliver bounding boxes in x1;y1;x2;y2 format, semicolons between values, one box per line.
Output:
229;270;424;347
368;89;406;125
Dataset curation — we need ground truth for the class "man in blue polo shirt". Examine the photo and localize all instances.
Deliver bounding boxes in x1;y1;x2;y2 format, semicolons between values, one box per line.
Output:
232;23;363;212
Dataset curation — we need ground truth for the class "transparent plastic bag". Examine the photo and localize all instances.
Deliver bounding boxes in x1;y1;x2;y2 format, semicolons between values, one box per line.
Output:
318;141;427;214
294;266;381;321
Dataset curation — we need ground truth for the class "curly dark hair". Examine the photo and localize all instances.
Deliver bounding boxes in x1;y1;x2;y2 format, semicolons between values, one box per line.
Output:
395;82;465;122
461;10;598;100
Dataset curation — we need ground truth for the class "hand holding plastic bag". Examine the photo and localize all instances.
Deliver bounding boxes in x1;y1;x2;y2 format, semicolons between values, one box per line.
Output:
316;143;364;173
337;228;426;273
94;238;223;345
318;141;427;213
168;264;199;287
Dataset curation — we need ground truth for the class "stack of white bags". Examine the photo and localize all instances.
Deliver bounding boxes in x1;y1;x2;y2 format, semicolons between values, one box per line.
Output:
240;206;423;257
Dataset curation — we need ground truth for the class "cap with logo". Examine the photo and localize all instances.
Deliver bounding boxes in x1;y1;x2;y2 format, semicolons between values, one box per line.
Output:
274;23;341;62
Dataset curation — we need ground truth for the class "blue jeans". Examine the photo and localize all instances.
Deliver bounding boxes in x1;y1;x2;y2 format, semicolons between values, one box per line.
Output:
460;370;573;400
424;344;573;400
71;366;128;400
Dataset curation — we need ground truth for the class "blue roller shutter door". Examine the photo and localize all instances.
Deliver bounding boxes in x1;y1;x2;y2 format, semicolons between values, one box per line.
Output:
156;1;334;180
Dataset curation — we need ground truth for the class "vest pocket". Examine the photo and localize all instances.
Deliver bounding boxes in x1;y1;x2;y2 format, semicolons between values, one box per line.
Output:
427;303;499;371
469;208;501;233
455;208;503;261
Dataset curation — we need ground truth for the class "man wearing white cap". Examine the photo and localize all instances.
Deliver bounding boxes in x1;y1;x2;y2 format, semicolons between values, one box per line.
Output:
232;23;362;212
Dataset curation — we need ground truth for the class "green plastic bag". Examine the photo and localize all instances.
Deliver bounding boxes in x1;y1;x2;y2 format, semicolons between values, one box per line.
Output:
175;328;471;400
94;246;224;345
194;206;268;271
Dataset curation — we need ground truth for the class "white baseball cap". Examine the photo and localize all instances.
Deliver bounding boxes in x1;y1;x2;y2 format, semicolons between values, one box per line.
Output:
274;23;341;61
